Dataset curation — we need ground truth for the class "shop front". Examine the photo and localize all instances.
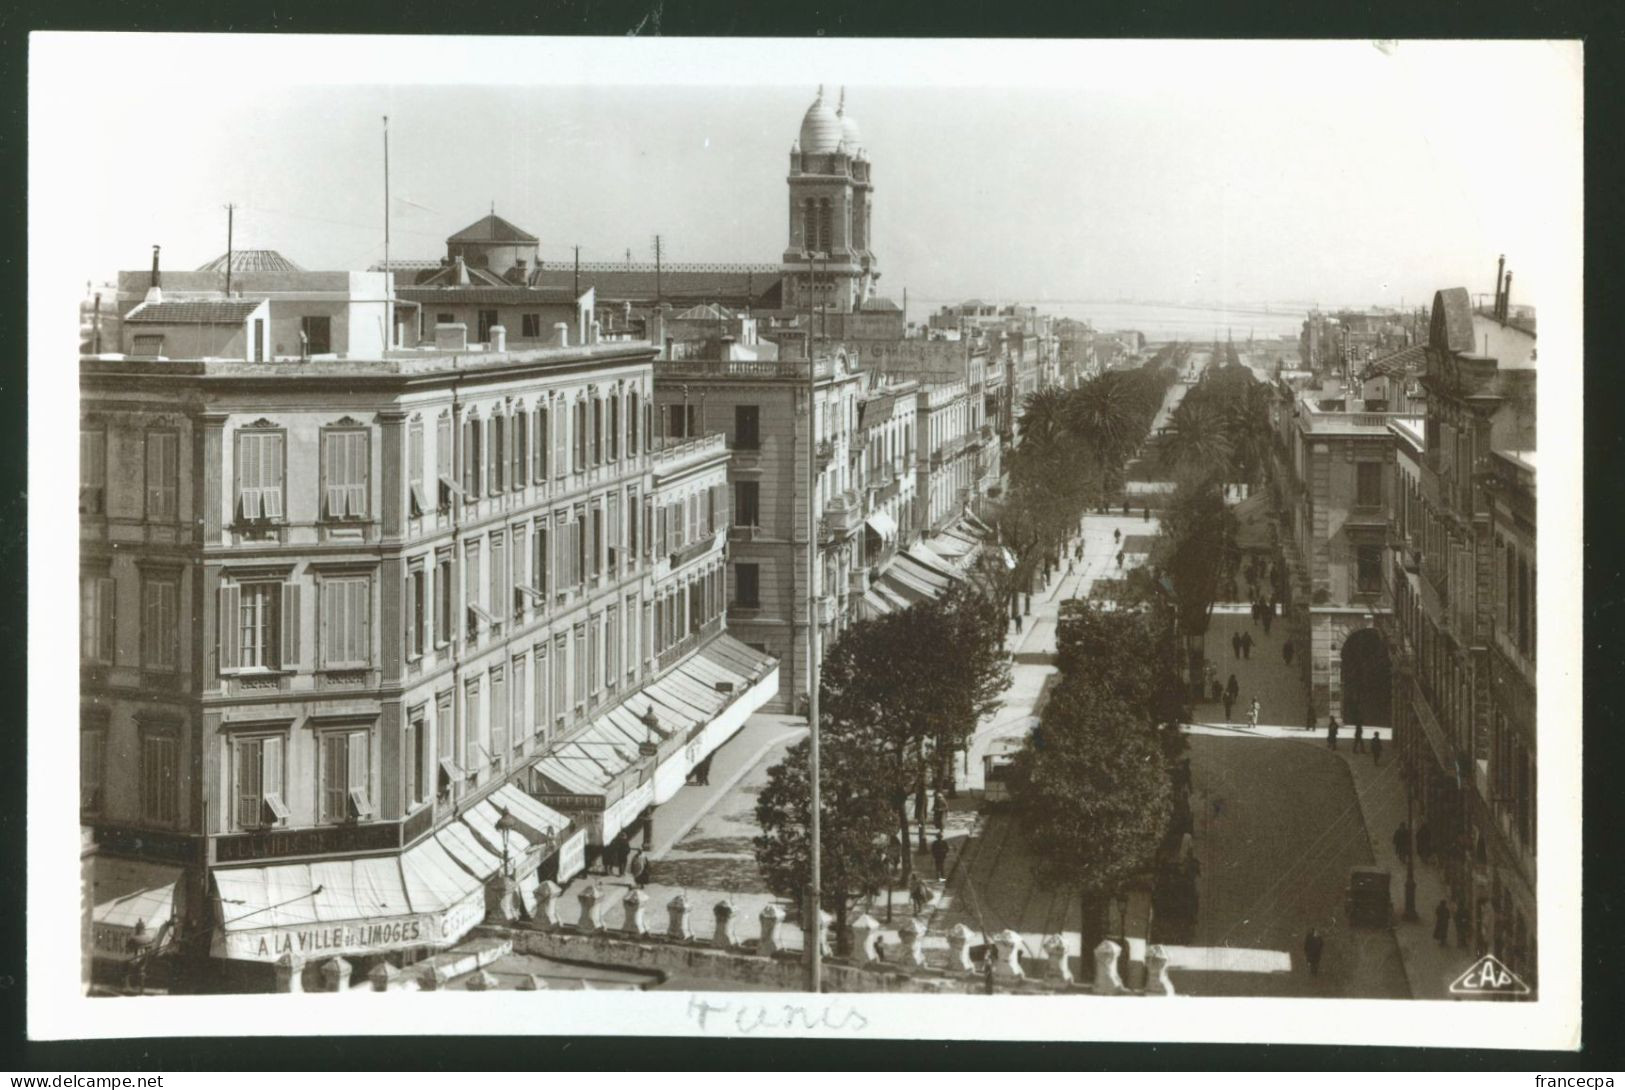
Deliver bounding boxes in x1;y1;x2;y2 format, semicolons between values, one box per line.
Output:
90;855;185;990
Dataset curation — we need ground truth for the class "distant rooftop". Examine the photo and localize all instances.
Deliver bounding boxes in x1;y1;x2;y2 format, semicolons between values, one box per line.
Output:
448;213;538;244
83;339;653;378
195;250;303;274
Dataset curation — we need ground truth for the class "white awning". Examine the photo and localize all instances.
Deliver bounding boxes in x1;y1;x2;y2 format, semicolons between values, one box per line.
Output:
92;856;182;962
211;836;487;963
865;510;899;542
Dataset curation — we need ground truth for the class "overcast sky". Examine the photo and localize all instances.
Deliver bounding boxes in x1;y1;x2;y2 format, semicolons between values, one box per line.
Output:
38;36;1580;311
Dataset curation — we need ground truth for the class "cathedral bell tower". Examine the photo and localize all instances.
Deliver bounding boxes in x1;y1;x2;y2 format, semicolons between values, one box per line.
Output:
782;85;878;315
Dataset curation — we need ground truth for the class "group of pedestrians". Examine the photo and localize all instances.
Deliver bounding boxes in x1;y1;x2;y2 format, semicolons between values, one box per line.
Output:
598;838;653;888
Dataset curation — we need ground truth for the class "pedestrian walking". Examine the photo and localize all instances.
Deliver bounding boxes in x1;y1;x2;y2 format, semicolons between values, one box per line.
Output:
933;790;948;833
1433;899;1451;945
931;834;949;881
1416;822;1433;863
1113;527;1121;544
1226;673;1239;701
910;874;931;916
1143;506;1150;521
1262;609;1273;636
1370;732;1383;765
1248;697;1261;730
1116;550;1124;569
1123;500;1130;516
1231;632;1242;660
1326;715;1340;750
1303;929;1324;976
1240;632;1253;659
1306;699;1316;732
1393;821;1411;863
629;848;650;888
1211;677;1223;702
1454;901;1470;948
1222;692;1234;721
1282;639;1295;666
1353;722;1365;753
1250;600;1260;626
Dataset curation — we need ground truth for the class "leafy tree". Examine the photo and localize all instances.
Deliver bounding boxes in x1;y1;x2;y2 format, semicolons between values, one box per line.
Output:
1008;674;1173;951
1055;598;1187;732
753;730;894;953
1151;472;1237;689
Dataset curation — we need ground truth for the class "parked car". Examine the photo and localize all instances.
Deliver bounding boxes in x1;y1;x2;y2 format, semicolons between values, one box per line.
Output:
1346;866;1392;927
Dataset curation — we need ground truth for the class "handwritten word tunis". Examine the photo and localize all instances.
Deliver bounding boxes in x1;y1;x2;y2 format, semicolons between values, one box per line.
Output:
686;996;870;1034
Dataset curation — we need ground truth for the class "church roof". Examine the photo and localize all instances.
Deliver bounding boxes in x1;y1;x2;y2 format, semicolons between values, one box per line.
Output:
836;88;863;153
409;260;509;288
448;213;538;244
195;249;303;273
799;87;842;156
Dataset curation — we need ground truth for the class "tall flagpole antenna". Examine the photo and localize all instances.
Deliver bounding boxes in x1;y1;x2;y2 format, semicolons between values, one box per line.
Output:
223;203;235;297
383;116;391;275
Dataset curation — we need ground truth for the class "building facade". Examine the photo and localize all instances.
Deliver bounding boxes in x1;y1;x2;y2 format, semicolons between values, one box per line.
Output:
81;329;776;991
781;86;879;314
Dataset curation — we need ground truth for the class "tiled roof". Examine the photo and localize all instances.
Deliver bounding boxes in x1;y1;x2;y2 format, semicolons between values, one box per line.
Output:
1360;345;1426;382
862;296;902;312
673;303;736;321
195;250;303;273
125;300;263;324
448;214;538;243
398;286;579;306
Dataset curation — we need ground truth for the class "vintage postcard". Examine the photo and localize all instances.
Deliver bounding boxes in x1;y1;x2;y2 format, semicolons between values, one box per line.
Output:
26;34;1583;1050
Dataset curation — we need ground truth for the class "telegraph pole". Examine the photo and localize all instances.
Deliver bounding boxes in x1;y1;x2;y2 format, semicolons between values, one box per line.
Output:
805;246;824;994
573;245;581;300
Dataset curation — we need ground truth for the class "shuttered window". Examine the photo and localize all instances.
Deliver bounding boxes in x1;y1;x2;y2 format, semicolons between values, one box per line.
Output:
319;730;370;823
145;430;179;521
462;418;482;500
81;574;117;665
80;428;107;514
140;730;179;825
141;576;179;671
320;576;371;668
80;728;106;813
489;530;506;628
235;431;285;521
221;581;288;672
552;402;567;480
406;566;427;658
490;665;508;764
532;643;548;740
628;392;640;457
534;406;548;480
488;415;505;495
608;395;620;461
510;655;527;755
234;735;286;831
552;633;568;727
323;430;369;519
436;414;453;508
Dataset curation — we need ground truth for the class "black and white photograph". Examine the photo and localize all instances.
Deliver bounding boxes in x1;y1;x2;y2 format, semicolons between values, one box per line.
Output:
26;33;1583;1051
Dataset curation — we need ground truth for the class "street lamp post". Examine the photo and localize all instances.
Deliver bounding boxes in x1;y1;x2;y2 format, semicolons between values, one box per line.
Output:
495;806;529;923
805;250;826;995
1403;765;1419;921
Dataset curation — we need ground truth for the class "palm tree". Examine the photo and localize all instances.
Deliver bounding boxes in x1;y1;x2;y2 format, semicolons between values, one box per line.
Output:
1067;371;1148;499
1018;387;1072;455
1158;399;1232;481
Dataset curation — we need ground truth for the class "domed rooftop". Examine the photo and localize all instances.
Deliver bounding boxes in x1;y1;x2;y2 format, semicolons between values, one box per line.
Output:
798;85;842;155
836;87;862;154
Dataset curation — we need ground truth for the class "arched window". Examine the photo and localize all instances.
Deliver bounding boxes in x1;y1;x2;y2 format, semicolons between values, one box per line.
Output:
819;199;833;255
804;198;819;251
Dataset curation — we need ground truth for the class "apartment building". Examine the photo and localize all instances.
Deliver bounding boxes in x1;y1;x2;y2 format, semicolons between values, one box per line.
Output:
81;325;776;992
651;350;865;712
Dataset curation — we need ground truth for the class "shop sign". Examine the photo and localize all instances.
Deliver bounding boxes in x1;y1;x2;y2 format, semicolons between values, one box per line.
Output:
217;894;485;963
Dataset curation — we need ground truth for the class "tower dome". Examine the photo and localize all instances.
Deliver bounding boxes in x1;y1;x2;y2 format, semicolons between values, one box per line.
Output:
798;85;842;155
836;87;862;153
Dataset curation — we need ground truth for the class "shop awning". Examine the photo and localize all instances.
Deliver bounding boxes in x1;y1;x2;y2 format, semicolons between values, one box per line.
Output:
92;856;182;962
906;541;967;582
862;588;895;618
212;835;487;963
865;510;899;542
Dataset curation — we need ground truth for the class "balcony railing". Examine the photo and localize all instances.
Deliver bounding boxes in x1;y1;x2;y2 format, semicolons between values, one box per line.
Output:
657;357;835;381
670;534;719;570
656;615;725;674
816;438;835;469
650;432;728;471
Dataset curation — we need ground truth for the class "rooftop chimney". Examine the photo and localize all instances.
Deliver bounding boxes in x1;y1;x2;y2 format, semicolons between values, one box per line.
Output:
1502;270;1513;319
1495;254;1505;317
144;245;163;304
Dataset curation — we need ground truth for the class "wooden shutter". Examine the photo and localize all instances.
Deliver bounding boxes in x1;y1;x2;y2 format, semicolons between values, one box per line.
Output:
347;432;368;517
323;432;345;518
534;408;546;479
238;433;261;519
352;579;370;665
552;402;567;479
462;419;476;497
260;434;284;518
487;417;502;495
513;411;527;488
489;531;505;622
145;434;163;516
491;668;508;758
281;582;300;669
219;584;240;672
320;734;344;822
349;731;368;793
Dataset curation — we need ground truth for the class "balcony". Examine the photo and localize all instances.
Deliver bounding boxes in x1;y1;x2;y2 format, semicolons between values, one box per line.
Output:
849;563;872;593
650;433;728;477
729;522;765;543
850;431;870;451
820;494;862;541
670;534;719;570
816;438;835;469
655;615;725;674
816;594;839;625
